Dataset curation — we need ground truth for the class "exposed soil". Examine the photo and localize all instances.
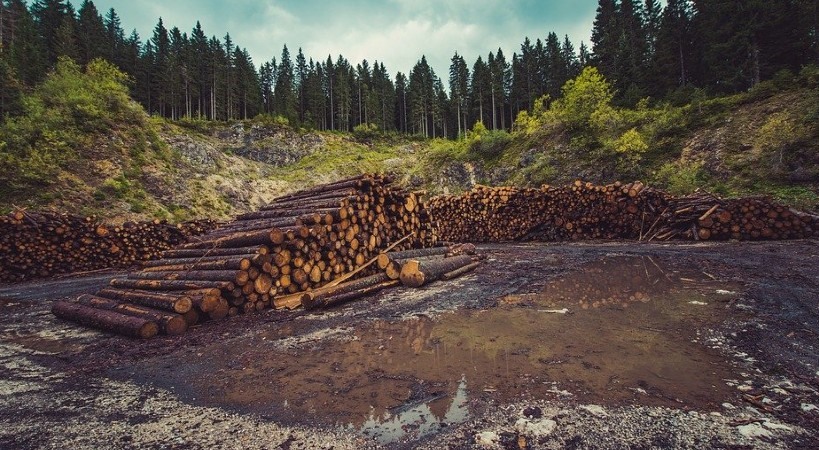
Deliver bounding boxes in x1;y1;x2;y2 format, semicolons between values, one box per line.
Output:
1;240;818;449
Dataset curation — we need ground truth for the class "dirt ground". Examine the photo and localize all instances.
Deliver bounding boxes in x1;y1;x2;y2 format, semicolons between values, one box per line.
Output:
1;240;818;449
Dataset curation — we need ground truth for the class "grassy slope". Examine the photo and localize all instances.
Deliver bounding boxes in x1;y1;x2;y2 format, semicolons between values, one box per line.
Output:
416;78;819;210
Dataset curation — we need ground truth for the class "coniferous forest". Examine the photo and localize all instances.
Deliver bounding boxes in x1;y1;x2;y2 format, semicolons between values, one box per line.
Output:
0;0;818;138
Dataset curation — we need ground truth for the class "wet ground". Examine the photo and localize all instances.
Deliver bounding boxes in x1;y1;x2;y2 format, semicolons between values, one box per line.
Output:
1;241;818;449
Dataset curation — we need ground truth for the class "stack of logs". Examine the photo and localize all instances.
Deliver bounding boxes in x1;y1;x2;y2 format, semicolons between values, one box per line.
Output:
427;180;817;242
428;181;670;242
53;174;487;339
652;194;818;241
0;211;217;283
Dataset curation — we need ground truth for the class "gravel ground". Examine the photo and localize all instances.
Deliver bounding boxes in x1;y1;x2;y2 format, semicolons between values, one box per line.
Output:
1;240;817;449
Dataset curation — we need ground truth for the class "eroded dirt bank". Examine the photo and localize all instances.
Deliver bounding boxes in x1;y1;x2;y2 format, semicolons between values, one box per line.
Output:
1;240;817;449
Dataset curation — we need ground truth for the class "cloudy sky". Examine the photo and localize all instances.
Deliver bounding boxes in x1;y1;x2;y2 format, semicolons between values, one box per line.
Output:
89;0;598;78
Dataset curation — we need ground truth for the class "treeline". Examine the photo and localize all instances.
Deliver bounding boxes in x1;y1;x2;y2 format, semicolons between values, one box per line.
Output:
592;0;819;104
1;0;818;138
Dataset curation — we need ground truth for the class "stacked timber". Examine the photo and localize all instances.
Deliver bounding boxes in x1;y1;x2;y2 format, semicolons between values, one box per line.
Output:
650;194;818;241
427;181;817;243
428;181;670;242
0;211;217;283
53;174;446;338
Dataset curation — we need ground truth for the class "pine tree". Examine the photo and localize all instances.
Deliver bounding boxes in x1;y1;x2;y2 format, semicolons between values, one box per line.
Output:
653;0;694;93
295;47;307;123
470;55;490;127
490;48;510;129
372;61;394;131
591;0;619;81
31;0;72;64
273;44;296;122
644;0;663;56
615;0;648;105
188;21;208;118
448;52;469;137
544;32;563;99
76;0;106;65
103;8;125;68
4;0;47;84
54;14;78;60
150;17;170;116
394;71;408;133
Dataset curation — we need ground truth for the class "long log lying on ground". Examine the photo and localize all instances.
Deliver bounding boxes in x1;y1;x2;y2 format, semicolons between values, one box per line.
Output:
75;294;188;335
95;288;192;313
301;272;392;309
308;280;400;310
109;278;235;291
399;255;476;288
52;301;159;339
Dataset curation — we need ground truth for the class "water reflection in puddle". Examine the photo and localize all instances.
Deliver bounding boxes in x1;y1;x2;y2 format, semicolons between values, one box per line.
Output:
129;256;743;445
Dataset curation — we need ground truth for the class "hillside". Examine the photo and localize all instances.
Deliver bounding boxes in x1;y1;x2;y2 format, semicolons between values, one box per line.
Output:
414;67;819;211
2;61;817;222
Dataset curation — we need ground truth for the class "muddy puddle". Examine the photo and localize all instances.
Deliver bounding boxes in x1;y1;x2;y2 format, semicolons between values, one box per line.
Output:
123;256;745;445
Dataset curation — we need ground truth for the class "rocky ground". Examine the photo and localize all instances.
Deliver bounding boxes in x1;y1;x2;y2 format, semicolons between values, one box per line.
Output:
1;240;818;449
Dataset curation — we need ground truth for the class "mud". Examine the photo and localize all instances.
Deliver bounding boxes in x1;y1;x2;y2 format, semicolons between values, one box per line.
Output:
1;241;818;449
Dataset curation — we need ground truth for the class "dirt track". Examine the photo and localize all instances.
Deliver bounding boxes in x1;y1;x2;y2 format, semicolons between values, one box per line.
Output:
1;240;818;449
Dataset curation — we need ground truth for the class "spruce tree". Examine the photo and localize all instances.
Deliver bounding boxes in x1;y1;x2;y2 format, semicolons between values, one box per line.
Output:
76;0;106;65
448;52;469;137
273;44;296;122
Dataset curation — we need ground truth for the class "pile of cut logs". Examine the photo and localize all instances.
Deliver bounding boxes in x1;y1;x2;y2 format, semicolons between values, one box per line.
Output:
428;181;670;242
427;180;817;242
53;175;483;338
0;211;217;283
650;194;818;241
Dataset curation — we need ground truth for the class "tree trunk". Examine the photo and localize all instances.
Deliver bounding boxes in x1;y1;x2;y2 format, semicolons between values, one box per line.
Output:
52;301;158;339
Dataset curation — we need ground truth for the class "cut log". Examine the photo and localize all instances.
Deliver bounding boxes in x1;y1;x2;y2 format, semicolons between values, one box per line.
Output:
440;261;482;280
109;278;234;291
308;280;399;310
399;255;475;288
75;294;187;335
95;288;192;314
52;301;158;339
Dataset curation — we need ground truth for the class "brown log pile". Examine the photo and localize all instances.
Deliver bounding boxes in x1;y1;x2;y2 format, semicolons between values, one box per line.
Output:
427;180;817;242
428;181;670;242
0;211;217;283
53;174;470;338
651;194;818;241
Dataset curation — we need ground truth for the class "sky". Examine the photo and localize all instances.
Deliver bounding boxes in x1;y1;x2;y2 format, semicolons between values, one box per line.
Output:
88;0;599;79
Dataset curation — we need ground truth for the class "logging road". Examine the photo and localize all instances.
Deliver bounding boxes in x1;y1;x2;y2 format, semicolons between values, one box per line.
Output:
1;241;818;449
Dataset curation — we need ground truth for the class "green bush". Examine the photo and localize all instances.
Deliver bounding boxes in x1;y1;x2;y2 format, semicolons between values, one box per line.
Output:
353;122;380;141
653;160;708;195
468;128;511;161
0;57;143;192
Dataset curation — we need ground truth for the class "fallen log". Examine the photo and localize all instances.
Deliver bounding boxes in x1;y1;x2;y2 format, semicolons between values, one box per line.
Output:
399;255;475;288
308;280;399;309
302;272;391;309
440;261;483;280
95;288;192;314
75;294;187;335
109;278;235;291
52;301;159;339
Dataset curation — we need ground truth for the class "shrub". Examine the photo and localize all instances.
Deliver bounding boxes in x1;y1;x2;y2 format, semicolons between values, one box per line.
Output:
0;57;142;192
353;122;380;141
653;160;708;195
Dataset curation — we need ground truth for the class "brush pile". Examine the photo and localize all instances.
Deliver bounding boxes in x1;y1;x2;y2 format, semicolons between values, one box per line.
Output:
0;211;217;283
